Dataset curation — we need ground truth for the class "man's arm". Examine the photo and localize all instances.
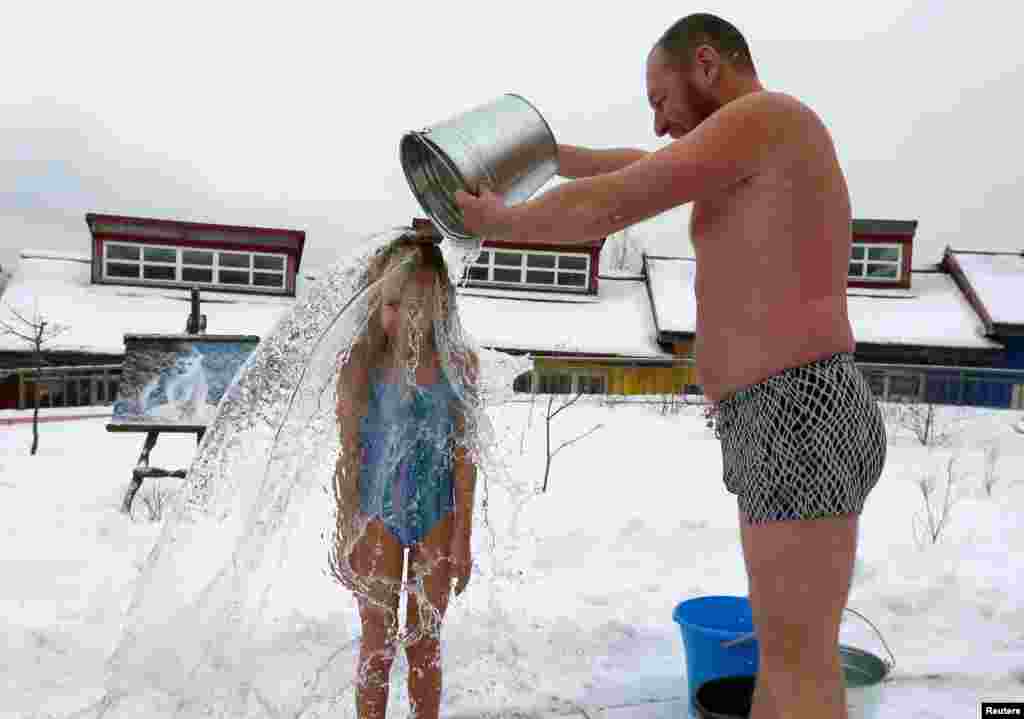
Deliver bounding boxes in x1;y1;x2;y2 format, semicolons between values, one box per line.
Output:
557;144;649;179
457;92;792;246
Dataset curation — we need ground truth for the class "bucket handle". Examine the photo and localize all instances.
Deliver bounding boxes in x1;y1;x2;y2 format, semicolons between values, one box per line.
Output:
720;607;897;670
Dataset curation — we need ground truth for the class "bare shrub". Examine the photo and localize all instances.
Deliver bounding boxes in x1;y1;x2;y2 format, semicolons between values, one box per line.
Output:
134;479;176;522
885;400;966;448
981;443;1002;497
912;455;963;547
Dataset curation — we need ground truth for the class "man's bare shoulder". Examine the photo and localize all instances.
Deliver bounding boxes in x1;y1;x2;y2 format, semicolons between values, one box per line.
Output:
725;90;818;126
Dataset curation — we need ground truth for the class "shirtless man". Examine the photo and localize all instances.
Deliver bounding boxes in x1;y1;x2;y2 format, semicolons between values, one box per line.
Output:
455;13;886;719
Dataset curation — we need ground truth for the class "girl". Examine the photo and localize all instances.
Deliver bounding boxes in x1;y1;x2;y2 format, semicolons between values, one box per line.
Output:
330;235;478;719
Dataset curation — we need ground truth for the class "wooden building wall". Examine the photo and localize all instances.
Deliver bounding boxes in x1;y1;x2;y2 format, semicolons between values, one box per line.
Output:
531;357;698;395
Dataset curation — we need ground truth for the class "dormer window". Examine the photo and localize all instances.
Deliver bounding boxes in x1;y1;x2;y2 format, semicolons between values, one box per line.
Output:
466;249;591;292
87;213;304;297
849;242;902;283
102;241;288;292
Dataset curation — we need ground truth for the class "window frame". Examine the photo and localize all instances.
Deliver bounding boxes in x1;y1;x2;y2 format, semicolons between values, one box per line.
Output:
102;241;288;293
529;369;607;395
467;248;591;292
849;242;903;283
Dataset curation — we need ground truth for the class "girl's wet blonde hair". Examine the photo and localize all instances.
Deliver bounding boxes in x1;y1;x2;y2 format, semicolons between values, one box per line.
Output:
330;232;478;587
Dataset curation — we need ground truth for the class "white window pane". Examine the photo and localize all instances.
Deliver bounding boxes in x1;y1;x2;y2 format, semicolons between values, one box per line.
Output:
107;244;140;260
467;266;489;282
219;270;250;285
253;272;284;288
539;373;572;393
183;250;213;265
493;268;521;283
851;245;865;260
866;263;899;279
183;267;213;283
558;255;588;271
889;374;920;397
107;262;140;278
557;273;586;287
474;251;490;265
526;254;556;268
143;247;176;263
219;253;250;269
848;263;865;277
494;252;522;267
254;255;284;271
143;265;176;280
526;270;555;285
867;246;900;262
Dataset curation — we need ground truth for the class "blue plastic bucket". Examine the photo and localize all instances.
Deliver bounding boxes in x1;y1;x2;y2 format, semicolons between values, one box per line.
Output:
672;596;759;717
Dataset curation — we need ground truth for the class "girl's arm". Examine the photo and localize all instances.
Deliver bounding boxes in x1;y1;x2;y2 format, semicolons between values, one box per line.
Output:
452;351;479;537
334;353;368;537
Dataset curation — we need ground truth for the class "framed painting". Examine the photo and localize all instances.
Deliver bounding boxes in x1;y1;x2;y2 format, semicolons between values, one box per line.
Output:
108;334;259;433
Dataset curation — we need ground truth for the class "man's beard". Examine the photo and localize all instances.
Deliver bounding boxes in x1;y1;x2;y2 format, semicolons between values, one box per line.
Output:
686;75;721;124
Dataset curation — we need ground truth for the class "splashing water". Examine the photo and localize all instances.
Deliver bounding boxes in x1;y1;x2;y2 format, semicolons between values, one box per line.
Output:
81;228;535;719
438;235;484;288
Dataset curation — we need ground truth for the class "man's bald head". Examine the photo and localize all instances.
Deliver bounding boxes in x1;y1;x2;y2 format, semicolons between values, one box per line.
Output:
653;13;756;75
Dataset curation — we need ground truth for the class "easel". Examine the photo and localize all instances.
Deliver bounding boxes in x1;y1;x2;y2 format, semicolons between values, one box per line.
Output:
106;288;257;515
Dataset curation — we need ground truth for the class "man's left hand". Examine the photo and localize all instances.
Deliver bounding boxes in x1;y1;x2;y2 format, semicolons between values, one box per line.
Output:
454;188;508;238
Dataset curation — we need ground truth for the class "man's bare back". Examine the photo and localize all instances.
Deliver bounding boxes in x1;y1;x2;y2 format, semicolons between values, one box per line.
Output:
691;92;855;401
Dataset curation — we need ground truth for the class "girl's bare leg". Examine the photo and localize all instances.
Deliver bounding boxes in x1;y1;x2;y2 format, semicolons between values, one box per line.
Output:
405;513;454;719
350;519;404;719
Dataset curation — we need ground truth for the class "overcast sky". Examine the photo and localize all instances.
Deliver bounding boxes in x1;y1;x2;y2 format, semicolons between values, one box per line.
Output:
2;1;1022;276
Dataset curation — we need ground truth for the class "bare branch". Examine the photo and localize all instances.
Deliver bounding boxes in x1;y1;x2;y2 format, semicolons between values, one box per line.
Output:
551;423;603;459
4;302;37;328
0;320;37;343
549;390;585;421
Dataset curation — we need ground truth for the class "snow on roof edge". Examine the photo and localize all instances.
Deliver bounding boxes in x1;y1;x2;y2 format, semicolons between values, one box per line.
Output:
20;249;91;263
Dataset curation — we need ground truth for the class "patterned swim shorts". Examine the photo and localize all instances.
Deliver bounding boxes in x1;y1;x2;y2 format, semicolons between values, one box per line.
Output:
708;353;887;524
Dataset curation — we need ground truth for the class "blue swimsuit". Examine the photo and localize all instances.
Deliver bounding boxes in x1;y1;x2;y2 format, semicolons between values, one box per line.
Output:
358;369;456;546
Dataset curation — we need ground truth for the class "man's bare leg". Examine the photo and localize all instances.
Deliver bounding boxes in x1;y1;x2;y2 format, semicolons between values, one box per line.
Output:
740;511;858;719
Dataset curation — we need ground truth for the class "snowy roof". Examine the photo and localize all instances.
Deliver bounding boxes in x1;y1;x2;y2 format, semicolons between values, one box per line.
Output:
0;251;297;356
644;255;697;337
456;277;671;359
847;271;998;348
948;250;1024;329
642;255;998;350
2;250;671;360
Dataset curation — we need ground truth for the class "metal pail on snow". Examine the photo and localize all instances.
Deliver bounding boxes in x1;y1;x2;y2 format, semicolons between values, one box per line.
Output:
678;600;894;719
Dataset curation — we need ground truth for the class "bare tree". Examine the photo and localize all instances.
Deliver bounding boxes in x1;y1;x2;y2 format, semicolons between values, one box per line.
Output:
541;390;602;493
0;302;70;455
884;399;965;448
912;455;962;547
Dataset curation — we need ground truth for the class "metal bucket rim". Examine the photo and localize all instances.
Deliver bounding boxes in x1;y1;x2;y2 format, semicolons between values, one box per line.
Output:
839;643;892;682
400;131;473;240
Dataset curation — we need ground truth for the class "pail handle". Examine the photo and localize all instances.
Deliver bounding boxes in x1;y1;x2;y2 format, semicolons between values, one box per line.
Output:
720;607;896;671
843;607;897;672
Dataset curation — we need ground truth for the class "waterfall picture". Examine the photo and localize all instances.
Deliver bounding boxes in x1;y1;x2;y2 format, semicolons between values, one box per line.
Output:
111;335;258;428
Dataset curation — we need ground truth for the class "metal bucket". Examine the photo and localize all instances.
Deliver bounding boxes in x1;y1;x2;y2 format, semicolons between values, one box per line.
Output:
704;607;894;719
399;93;559;240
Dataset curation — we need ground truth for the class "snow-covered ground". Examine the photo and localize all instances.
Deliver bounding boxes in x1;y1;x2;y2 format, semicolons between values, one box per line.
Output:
1;400;1023;718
